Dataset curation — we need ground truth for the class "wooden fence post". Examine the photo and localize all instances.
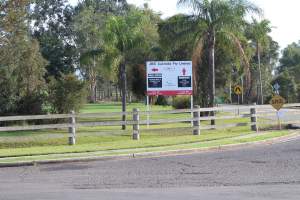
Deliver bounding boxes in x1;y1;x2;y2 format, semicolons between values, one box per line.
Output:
132;108;140;140
69;110;76;145
193;105;200;135
250;103;258;132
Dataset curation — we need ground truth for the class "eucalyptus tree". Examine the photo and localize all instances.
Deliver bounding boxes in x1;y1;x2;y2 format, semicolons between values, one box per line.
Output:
0;0;47;115
127;5;162;98
278;41;300;100
177;0;261;110
73;0;129;102
279;41;300;81
29;0;76;78
73;5;106;102
271;71;297;103
75;0;128;15
158;14;194;61
247;19;272;104
104;7;145;129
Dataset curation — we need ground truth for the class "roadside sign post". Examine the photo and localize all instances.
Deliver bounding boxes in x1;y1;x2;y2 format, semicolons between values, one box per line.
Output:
146;61;193;128
190;95;194;127
270;94;286;130
273;83;280;94
146;96;150;128
234;85;243;115
276;111;281;130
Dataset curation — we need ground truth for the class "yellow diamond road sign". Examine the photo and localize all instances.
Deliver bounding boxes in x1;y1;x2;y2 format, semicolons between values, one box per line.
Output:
234;85;242;95
270;95;285;111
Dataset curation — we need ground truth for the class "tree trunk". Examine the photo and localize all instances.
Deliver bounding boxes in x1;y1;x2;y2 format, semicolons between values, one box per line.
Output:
121;61;127;130
229;81;232;104
89;55;97;103
94;84;97;102
241;76;244;104
257;43;264;105
90;79;97;103
115;84;119;102
208;30;216;126
106;81;110;99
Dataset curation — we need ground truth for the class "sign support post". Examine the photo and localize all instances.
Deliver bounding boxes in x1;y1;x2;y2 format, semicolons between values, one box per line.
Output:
146;61;193;129
190;95;193;127
234;85;243;116
237;94;240;115
270;85;285;130
241;77;244;104
276;111;282;130
146;95;150;129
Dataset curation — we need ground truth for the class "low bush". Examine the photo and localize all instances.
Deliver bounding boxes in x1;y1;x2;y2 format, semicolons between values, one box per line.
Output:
155;96;169;106
172;96;191;109
48;74;87;114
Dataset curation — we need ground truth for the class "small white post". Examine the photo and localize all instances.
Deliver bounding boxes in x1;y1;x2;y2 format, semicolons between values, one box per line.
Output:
132;108;140;140
276;111;282;130
68;110;76;145
250;103;258;132
193;105;200;135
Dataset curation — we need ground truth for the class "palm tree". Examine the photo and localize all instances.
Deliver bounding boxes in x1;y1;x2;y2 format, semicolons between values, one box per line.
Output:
177;0;261;123
104;9;144;130
247;19;272;104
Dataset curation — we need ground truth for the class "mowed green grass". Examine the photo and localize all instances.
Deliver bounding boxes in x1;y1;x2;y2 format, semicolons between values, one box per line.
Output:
80;102;172;113
0;102;287;158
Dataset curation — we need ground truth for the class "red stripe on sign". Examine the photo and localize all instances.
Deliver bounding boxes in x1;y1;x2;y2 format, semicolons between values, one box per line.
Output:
147;90;193;96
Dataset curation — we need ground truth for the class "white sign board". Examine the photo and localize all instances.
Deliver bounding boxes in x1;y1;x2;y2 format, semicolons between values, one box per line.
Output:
146;61;193;96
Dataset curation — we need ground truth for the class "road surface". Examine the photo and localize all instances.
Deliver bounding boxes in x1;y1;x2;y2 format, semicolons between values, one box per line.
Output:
1;136;300;200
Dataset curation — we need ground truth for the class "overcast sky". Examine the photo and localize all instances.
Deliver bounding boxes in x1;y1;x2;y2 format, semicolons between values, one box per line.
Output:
69;0;300;50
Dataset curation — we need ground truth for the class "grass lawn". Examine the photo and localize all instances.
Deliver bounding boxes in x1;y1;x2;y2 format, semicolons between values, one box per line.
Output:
0;130;292;163
80;102;172;113
0;102;291;160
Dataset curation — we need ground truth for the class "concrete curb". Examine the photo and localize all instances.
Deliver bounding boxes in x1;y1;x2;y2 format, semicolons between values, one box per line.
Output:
1;131;299;168
133;131;300;159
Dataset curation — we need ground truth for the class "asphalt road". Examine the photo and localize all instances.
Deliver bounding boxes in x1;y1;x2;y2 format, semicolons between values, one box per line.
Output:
1;136;300;200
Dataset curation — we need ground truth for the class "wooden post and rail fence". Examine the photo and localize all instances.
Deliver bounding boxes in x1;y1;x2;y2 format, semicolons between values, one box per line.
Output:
0;104;299;145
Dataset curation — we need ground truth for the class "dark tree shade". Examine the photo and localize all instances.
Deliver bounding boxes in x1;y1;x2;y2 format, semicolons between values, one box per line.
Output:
30;0;76;78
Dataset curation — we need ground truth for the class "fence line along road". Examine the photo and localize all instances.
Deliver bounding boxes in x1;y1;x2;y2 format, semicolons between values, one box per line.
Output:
0;103;299;145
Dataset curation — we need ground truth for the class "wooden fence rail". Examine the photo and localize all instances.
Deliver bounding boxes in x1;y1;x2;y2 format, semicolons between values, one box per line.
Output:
0;103;299;145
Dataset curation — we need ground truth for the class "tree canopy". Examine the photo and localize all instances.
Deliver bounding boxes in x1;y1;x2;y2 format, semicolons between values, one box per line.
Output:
1;0;298;117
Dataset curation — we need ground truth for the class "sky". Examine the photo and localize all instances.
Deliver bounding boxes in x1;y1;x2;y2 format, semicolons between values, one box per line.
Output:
69;0;300;50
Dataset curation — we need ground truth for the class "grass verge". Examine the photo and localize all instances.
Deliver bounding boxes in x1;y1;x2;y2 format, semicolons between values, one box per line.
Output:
0;130;293;164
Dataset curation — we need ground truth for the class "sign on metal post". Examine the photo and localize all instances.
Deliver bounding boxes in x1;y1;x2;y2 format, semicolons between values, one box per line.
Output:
270;94;286;130
270;95;285;111
146;61;193;128
273;83;280;94
234;85;243;95
234;85;242;111
146;61;193;96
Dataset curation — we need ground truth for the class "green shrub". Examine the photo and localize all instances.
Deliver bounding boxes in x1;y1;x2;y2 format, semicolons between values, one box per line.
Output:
48;74;87;114
172;96;191;109
155;96;169;106
16;92;47;115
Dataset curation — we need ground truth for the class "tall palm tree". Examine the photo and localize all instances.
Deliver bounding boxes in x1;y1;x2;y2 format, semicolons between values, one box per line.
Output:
104;9;144;130
247;19;272;104
177;0;261;118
